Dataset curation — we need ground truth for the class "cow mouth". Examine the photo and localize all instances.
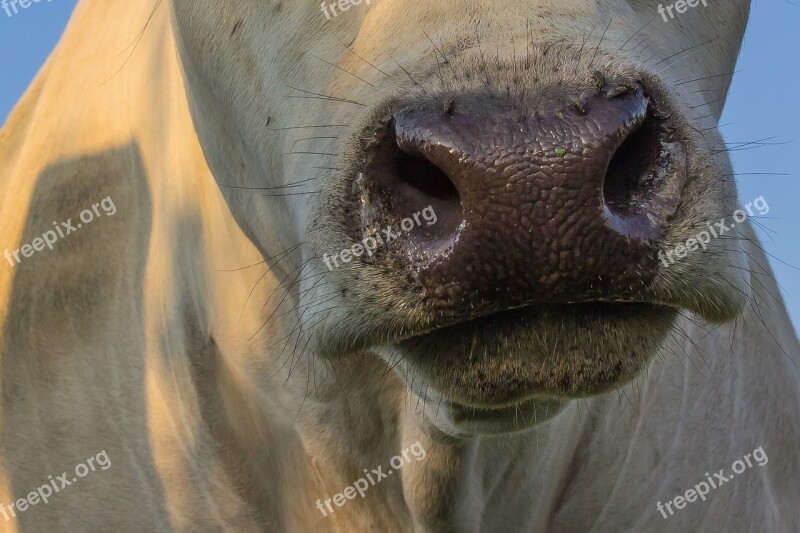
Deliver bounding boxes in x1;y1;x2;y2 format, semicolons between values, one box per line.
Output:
389;301;676;432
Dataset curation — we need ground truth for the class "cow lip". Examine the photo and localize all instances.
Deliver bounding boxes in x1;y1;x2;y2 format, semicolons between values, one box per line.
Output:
396;299;671;344
388;301;676;407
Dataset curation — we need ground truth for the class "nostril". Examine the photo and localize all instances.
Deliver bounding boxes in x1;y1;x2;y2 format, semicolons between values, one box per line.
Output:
602;109;664;215
396;150;460;203
360;115;464;252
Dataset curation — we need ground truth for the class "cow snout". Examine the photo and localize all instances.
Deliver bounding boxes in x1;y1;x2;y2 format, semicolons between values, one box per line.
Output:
357;84;686;319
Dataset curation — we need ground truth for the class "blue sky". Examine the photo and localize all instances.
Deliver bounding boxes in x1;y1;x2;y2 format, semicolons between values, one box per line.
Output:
1;1;797;330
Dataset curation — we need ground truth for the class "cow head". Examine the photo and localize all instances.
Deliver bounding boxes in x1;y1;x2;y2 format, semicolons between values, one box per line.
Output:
170;0;751;435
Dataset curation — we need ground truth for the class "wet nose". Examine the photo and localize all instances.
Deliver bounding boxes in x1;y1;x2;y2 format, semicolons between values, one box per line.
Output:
358;85;684;317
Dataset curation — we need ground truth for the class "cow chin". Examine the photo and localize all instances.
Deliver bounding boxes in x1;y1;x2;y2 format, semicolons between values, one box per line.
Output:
376;302;676;435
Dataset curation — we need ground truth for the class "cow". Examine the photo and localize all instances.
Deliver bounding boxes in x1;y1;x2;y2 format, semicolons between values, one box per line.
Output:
0;0;798;531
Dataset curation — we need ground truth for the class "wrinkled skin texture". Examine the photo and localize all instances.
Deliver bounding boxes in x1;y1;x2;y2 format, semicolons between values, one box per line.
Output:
0;0;798;531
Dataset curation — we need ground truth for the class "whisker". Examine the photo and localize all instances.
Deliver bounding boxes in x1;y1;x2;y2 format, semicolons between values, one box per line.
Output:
655;36;719;67
423;29;450;65
286;95;366;106
284;85;366;106
674;70;741;87
636;40;655;55
689;91;732;109
261;191;321;197
724;172;789;177
284;151;337;156
333;33;391;78
589;18;613;67
272;124;349;131
215;242;304;272
291;136;339;143
312;54;375;87
723;136;780;147
219;178;317;191
619;18;654;51
103;0;164;84
575;22;597;70
392;57;428;95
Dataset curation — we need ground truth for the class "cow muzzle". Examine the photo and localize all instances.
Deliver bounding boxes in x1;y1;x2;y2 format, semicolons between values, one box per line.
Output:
356;81;686;324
